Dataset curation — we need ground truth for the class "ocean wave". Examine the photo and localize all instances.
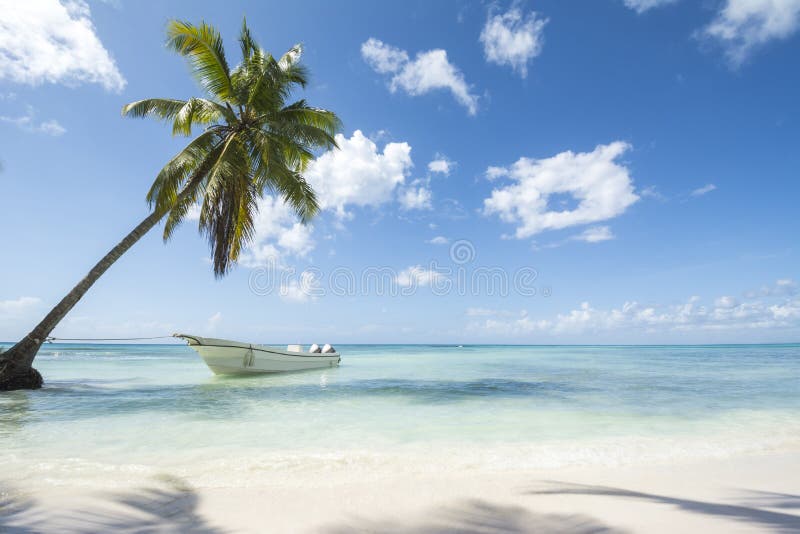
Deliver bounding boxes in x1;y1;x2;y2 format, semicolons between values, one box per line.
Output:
3;429;800;490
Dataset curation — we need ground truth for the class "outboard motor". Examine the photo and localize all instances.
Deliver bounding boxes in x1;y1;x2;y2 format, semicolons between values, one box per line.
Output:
322;344;336;354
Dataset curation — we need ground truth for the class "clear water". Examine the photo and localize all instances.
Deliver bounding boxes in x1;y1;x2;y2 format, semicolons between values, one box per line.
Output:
1;343;799;488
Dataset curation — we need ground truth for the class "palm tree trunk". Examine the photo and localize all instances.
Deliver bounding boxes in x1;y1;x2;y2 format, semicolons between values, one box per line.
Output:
0;208;167;391
0;180;200;391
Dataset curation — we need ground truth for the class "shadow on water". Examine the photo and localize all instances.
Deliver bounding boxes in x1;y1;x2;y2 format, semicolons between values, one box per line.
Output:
322;498;624;533
1;377;582;425
526;482;800;532
0;476;226;533
323;378;579;404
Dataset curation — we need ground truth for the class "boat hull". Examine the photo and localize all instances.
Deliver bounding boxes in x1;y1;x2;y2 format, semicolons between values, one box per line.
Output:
175;334;340;375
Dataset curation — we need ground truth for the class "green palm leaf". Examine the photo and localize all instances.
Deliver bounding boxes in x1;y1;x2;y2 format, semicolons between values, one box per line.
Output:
166;20;235;102
121;98;187;121
238;17;258;61
171;98;231;136
124;17;341;277
146;130;220;213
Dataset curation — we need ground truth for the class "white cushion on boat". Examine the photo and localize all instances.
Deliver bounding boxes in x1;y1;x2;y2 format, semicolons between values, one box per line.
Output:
309;343;321;353
322;344;336;354
286;344;302;352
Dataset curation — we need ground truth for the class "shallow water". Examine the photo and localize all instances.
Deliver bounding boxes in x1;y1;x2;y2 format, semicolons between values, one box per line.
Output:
1;343;799;488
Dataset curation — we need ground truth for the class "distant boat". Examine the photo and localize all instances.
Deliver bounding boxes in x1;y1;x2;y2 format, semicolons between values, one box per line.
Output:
174;334;340;375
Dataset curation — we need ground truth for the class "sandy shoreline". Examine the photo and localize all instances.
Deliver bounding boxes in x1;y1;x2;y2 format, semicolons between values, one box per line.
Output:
3;452;799;532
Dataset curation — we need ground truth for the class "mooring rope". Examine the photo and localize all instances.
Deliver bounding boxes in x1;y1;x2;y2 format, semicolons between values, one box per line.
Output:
45;335;175;342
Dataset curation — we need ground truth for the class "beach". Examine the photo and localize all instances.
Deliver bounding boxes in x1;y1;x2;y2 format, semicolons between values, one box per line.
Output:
4;453;800;532
2;1;799;531
2;343;799;532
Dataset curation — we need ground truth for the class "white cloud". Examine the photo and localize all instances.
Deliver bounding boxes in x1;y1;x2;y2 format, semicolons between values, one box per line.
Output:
745;278;798;298
185;203;201;221
485;166;508;181
479;314;551;335
428;154;454;175
466;307;498;317
395;266;446;288
0;107;65;136
573;225;615;243
0;0;126;91
471;278;800;337
239;195;315;267
715;295;738;308
775;278;799;294
426;236;450;245
535;225;615;249
277;222;315;256
305;130;413;219
483;142;639;239
690;183;717;196
771;300;800;319
465;307;521;318
280;271;321;303
480;7;547;77
701;0;800;66
361;38;479;115
639;185;666;201
38;119;66;136
0;296;41;318
623;0;679;14
360;38;408;73
398;185;432;210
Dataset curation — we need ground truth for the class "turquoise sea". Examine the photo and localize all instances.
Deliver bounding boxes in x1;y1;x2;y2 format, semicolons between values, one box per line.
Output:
1;343;799;489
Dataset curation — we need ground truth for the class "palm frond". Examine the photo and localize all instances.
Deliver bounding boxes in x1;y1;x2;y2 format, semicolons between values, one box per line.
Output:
239;17;258;61
249;132;319;222
171;98;230;136
256;164;319;224
162;192;199;241
278;44;303;71
280;63;309;89
121;98;187;120
160;139;231;242
127;20;342;278
166;20;234;102
147;130;220;214
240;51;286;114
272;166;319;223
197;133;255;276
276;100;342;141
270;104;341;156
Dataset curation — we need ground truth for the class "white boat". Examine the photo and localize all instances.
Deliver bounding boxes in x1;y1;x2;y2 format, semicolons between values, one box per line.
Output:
173;334;340;375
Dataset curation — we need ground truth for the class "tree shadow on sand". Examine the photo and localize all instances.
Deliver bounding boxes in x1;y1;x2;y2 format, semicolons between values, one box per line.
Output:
733;490;800;512
527;482;800;533
323;498;625;533
0;475;226;533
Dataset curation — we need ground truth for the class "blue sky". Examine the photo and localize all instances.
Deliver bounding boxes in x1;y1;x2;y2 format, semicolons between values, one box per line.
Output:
1;0;798;344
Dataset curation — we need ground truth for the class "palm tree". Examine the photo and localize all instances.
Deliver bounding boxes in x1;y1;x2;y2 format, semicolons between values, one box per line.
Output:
0;19;341;391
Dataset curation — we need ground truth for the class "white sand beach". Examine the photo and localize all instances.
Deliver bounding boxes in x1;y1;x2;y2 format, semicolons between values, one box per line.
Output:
3;451;799;533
